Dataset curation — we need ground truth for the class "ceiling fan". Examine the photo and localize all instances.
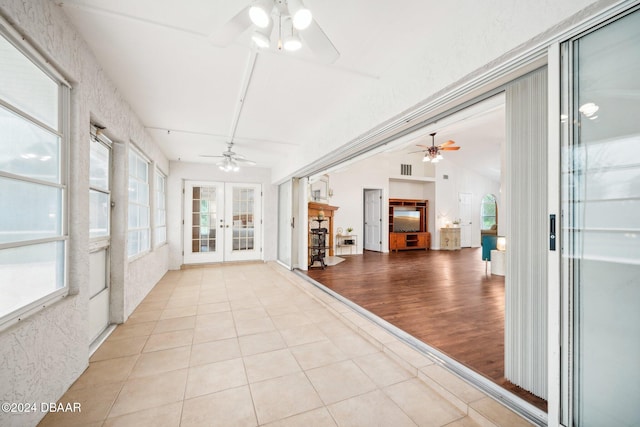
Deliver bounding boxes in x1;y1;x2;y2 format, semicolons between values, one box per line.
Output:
211;0;339;63
411;132;461;163
200;142;256;172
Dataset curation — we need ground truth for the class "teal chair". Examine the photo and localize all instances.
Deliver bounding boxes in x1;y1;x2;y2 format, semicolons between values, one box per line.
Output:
482;235;498;274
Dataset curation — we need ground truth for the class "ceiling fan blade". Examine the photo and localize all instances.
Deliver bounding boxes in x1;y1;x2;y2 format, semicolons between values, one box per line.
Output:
300;19;339;64
209;5;252;46
234;158;256;165
440;140;456;147
440;146;461;151
408;150;426;154
416;144;431;149
199;154;226;158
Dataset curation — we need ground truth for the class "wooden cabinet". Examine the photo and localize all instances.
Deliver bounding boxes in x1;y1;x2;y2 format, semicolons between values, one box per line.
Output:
388;199;430;252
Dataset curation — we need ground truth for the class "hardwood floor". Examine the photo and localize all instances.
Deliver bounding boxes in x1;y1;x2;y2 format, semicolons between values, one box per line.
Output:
305;248;547;411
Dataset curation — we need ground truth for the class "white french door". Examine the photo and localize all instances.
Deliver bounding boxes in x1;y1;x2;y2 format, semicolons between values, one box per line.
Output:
184;181;262;264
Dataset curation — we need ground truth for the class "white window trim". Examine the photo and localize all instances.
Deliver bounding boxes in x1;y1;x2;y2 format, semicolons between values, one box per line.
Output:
127;144;151;259
154;167;167;248
0;24;70;332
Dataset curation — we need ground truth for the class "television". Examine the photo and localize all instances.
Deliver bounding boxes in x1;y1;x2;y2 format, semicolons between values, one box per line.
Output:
393;210;421;232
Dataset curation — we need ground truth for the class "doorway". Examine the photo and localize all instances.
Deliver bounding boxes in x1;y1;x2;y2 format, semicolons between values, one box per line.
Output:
88;129;112;345
183;181;262;264
363;188;383;251
458;192;473;247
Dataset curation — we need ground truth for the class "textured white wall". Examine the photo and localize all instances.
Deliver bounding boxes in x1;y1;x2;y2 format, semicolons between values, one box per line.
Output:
0;1;169;426
166;161;277;270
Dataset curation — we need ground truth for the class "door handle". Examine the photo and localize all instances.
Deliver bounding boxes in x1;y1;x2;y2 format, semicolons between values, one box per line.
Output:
550;214;556;251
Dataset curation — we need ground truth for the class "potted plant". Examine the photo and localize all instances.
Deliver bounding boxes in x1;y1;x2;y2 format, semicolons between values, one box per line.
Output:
346;227;353;234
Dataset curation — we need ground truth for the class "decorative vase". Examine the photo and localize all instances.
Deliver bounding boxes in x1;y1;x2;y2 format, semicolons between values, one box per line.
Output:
318;210;325;220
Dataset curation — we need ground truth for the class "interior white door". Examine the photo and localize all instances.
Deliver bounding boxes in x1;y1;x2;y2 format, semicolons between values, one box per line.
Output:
364;189;382;251
224;183;262;262
184;181;225;264
88;132;111;344
458;192;472;247
278;180;293;268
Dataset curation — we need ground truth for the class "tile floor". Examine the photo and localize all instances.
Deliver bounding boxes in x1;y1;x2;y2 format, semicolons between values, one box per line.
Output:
38;262;533;427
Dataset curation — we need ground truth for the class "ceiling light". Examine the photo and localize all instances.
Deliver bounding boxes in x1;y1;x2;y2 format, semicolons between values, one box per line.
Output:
288;0;312;30
249;1;272;28
579;102;599;118
284;34;302;51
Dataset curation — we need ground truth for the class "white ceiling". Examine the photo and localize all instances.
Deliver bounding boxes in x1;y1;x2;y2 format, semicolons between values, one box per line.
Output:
59;0;505;176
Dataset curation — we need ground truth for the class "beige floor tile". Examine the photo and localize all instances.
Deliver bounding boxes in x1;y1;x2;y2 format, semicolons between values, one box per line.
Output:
196;301;230;315
170;287;200;300
264;303;301;316
133;299;168;313
244;349;301;383
108;369;188;418
250;372;323;425
385;341;435;369
195;311;234;329
233;307;269;321
385;378;465;427
90;336;147;362
153;315;196;334
197;291;229;305
190;338;241;366
304;308;339;324
160;305;198;320
290;340;348;370
235;316;276;336
129;345;191;379
327;390;417;427
306;360;377;405
143;330;194;353
264;407;337;427
127;309;163;324
353;352;414;388
103;401;182;427
142;291;173;304
418;365;485;408
70;355;138;391
229;297;262;310
109;321;157;341
279;323;327;347
181;386;257;427
271;312;314;330
239;330;286;356
330;333;380;358
185;358;247;399
193;324;237;344
443;417;483;427
38;382;123;426
316;320;357;338
469;397;534;427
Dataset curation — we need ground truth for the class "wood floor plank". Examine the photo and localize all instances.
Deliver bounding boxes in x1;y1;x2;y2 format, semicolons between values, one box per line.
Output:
305;248;547;411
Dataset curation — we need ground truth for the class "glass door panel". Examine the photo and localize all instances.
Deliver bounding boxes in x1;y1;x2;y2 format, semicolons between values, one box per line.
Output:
561;8;640;426
225;183;261;262
184;181;224;263
278;180;293;267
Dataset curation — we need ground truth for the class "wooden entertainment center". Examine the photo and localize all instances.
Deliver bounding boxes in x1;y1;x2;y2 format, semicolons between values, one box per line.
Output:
388;198;430;252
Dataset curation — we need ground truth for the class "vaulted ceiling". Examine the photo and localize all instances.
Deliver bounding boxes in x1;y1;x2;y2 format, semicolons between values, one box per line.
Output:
59;0;594;180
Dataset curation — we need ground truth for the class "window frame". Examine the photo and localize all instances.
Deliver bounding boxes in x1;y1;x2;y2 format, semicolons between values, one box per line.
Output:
154;168;167;247
127;145;151;259
0;21;70;331
480;194;497;230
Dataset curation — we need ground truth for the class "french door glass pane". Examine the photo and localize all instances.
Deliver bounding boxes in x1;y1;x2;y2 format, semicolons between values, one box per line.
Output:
232;187;254;251
0;106;60;183
192;186;217;253
564;9;640;426
89;190;109;238
278;180;292;266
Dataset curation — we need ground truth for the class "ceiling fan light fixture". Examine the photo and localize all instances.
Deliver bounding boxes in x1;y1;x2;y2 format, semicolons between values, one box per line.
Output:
284;34;302;51
249;1;272;28
289;0;312;30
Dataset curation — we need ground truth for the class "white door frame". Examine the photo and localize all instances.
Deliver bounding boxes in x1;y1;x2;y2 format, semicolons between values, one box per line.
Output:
458;192;473;247
183;180;262;264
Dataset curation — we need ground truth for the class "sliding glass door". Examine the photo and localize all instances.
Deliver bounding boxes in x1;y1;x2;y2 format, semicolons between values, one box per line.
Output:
561;7;640;426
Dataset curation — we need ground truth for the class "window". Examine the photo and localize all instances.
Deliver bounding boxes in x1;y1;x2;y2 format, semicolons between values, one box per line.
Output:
128;147;150;257
0;30;69;327
154;169;167;246
480;194;497;229
89;132;110;239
